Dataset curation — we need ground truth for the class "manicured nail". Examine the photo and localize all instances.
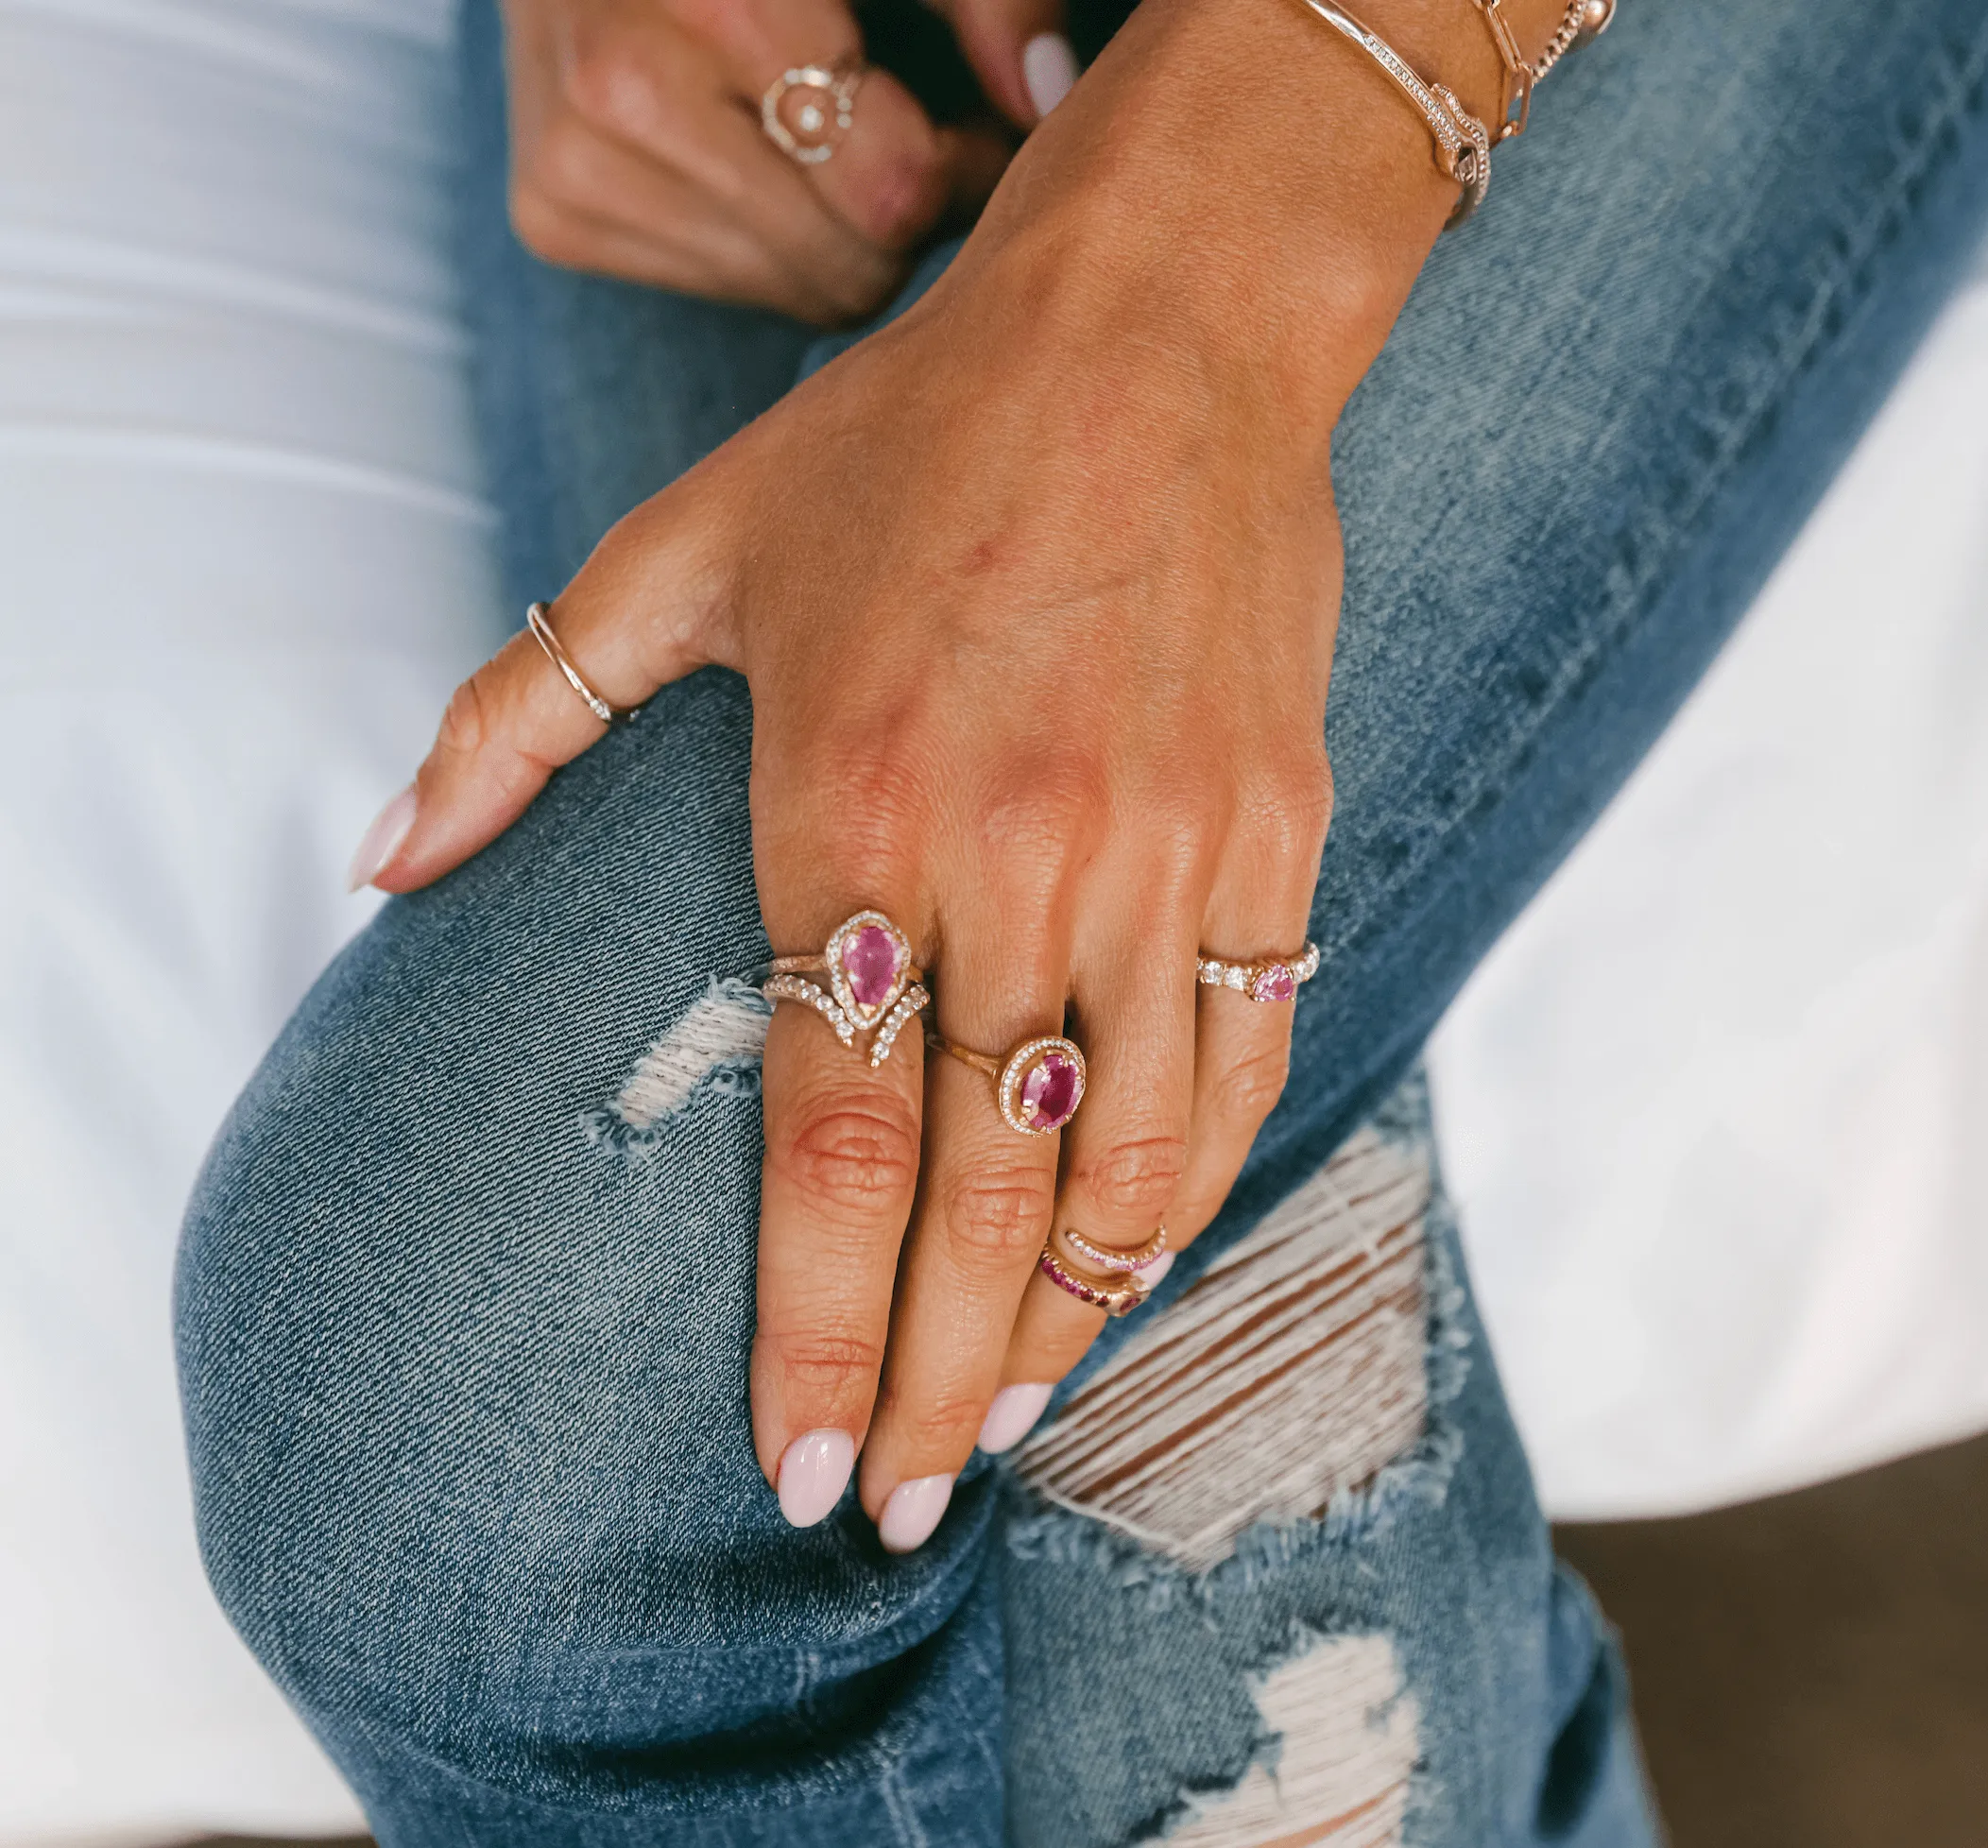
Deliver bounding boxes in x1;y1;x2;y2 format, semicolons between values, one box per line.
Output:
345;785;416;893
878;1474;954;1553
1141;1250;1175;1289
1021;32;1078;119
978;1383;1053;1455
778;1429;855;1528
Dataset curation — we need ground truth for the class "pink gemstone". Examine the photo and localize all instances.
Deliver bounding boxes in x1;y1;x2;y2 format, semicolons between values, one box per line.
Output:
1250;965;1296;1003
840;925;900;1009
1019;1052;1080;1131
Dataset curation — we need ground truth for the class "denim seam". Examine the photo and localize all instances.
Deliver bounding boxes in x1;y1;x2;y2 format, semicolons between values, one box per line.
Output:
1311;16;1988;976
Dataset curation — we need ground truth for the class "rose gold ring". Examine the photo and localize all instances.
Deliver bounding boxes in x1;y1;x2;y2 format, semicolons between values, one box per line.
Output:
926;1030;1086;1136
526;602;640;727
1196;941;1321;1004
1037;1246;1151;1317
763;910;927;1068
1053;1223;1168;1275
761;61;863;165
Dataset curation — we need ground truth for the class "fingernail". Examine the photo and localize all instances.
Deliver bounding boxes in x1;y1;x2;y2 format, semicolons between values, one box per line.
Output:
878;1474;954;1553
1021;32;1078;119
345;785;416;893
777;1429;855;1528
978;1383;1053;1455
1141;1250;1175;1289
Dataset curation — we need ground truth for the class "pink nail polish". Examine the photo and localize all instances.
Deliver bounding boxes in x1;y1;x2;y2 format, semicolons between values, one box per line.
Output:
345;785;417;893
878;1474;954;1553
1141;1250;1176;1290
777;1429;855;1529
1021;32;1077;119
977;1383;1053;1456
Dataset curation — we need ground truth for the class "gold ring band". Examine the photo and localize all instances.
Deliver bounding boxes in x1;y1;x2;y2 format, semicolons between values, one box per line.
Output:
927;1030;1086;1136
526;602;639;727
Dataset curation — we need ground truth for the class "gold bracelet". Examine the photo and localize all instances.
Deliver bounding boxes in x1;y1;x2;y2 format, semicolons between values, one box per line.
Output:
1533;0;1616;85
1292;0;1492;230
1468;0;1533;142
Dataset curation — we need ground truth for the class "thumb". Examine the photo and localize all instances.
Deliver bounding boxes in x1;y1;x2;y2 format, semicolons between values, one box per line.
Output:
351;474;738;895
938;0;1078;129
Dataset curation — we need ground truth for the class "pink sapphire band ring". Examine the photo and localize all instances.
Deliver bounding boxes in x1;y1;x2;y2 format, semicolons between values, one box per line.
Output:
927;1031;1086;1137
764;910;928;1069
1037;1246;1150;1317
1195;941;1322;1004
1053;1223;1168;1276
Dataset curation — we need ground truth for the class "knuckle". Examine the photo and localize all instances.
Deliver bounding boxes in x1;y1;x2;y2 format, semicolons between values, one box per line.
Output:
530;117;607;211
1244;747;1335;861
435;672;494;761
944;1163;1057;1262
780;1099;919;1216
1210;1040;1293;1126
764;1328;883;1396
1071;1133;1190;1220
561;43;651;136
508;181;579;264
849;139;944;248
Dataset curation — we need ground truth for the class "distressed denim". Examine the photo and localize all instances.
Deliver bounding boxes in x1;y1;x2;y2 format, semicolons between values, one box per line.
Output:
176;0;1988;1841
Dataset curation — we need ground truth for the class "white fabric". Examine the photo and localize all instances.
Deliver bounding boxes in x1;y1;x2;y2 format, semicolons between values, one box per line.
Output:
1;0;1984;1837
1432;244;1988;1522
0;0;495;1839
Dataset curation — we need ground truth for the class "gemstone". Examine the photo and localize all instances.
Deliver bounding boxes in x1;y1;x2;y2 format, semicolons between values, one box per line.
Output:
840;924;900;1009
1019;1052;1080;1131
1249;965;1296;1003
797;102;824;132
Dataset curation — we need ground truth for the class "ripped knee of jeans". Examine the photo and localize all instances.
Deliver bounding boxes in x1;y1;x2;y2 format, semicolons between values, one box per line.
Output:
1013;1120;1434;1571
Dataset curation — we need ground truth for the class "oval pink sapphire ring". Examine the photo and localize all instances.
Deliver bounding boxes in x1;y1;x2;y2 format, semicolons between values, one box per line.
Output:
1195;941;1322;1004
927;1031;1087;1137
764;910;928;1069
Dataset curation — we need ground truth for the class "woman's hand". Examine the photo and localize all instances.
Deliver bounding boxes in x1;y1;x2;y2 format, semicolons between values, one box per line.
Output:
501;0;1075;323
365;0;1539;1546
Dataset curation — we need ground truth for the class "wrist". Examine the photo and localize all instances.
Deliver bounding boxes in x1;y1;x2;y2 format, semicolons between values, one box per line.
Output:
966;0;1568;430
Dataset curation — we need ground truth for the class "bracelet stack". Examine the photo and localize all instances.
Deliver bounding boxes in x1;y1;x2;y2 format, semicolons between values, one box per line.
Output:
1291;0;1615;229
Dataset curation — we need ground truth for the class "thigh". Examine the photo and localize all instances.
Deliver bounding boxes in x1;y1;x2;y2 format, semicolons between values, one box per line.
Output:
176;677;1005;1843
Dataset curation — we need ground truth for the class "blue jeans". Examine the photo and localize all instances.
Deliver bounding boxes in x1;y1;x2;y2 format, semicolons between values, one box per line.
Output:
177;1;1988;1841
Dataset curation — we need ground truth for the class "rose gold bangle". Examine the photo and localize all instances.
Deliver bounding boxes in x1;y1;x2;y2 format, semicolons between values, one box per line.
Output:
1291;0;1491;229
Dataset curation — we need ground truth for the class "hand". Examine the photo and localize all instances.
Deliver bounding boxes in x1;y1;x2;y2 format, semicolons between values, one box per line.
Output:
369;0;1527;1545
502;0;1076;323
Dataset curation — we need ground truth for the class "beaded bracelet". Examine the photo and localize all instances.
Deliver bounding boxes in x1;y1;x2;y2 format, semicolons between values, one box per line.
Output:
1293;0;1492;229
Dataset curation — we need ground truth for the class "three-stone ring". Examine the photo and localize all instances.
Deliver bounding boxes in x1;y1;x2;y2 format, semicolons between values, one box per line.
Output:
1195;941;1321;1004
764;910;929;1068
760;62;863;165
926;1031;1086;1137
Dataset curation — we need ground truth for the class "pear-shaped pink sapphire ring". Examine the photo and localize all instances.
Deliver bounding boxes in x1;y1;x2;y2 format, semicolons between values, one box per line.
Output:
764;910;927;1069
1196;941;1322;1004
926;1030;1087;1137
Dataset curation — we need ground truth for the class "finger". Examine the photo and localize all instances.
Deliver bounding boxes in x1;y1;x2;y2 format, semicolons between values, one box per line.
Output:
934;0;1076;128
513;114;890;319
530;8;908;316
708;0;1009;250
1173;757;1332;1234
854;908;1069;1549
752;959;927;1526
364;470;738;892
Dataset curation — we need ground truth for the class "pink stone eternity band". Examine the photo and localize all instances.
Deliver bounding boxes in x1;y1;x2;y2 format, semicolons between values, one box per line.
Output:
764;910;928;1069
1196;941;1322;1004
